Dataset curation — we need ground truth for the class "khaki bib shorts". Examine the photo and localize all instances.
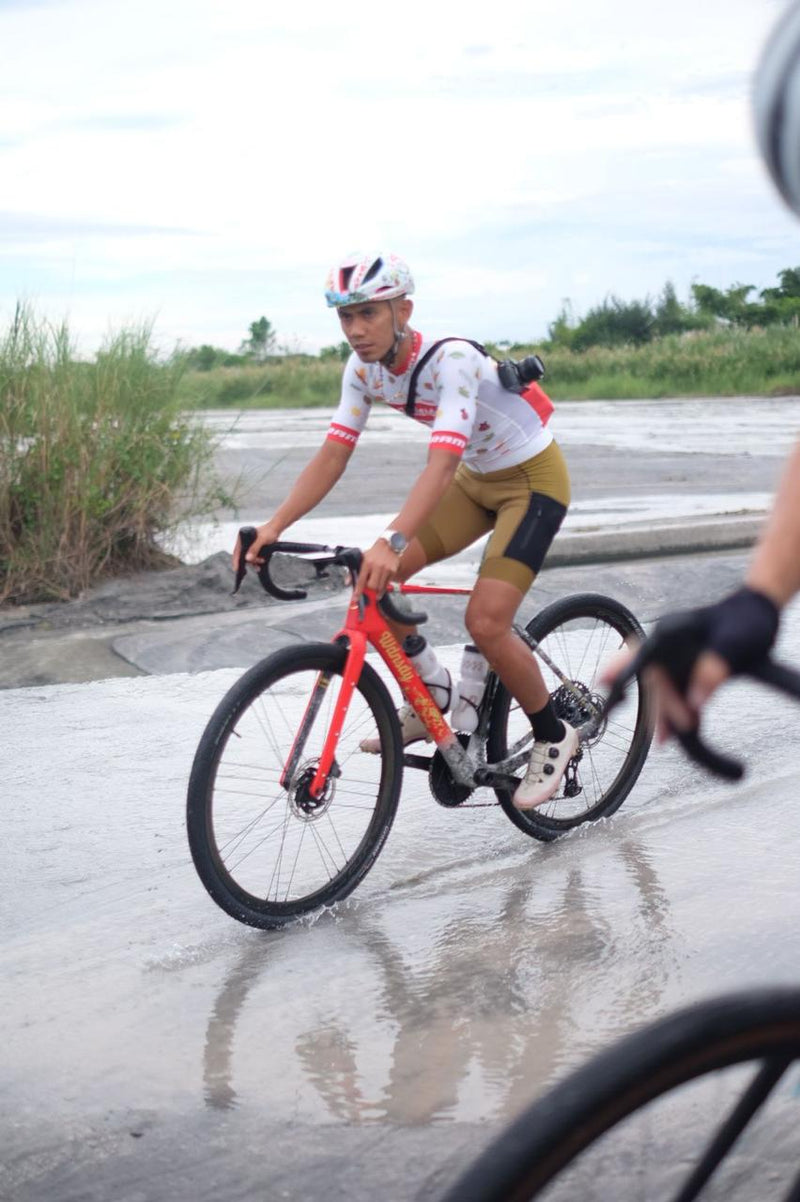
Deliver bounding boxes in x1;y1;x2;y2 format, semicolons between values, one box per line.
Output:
416;440;570;594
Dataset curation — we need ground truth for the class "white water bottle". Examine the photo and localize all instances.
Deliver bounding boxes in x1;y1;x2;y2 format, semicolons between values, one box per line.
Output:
450;644;489;732
402;635;452;711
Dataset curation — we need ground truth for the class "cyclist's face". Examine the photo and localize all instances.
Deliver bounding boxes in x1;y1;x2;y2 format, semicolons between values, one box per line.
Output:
337;299;408;362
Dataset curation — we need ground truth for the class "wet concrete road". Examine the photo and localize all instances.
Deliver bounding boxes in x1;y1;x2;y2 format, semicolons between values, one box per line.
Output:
5;580;800;1200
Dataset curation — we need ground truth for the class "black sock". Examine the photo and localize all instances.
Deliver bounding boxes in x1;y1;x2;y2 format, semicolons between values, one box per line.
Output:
528;701;565;744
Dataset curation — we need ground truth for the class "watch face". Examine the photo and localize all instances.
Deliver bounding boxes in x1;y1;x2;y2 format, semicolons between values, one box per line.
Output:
389;531;407;553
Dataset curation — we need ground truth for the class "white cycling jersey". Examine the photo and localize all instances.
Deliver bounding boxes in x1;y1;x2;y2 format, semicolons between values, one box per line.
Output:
326;333;553;474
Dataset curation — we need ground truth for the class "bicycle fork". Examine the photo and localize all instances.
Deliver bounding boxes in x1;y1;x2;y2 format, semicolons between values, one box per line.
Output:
280;633;368;798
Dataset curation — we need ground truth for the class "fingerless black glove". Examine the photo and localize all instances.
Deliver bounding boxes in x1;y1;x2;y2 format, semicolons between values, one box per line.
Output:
695;586;780;674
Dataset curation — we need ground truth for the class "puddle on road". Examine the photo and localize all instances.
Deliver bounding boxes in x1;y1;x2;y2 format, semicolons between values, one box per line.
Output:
4;602;800;1167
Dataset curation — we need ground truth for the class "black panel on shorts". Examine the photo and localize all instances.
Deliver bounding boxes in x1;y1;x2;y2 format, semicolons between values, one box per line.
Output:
502;492;567;574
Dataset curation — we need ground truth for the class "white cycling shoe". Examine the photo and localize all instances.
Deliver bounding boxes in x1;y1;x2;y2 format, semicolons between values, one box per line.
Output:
513;722;579;810
360;702;439;754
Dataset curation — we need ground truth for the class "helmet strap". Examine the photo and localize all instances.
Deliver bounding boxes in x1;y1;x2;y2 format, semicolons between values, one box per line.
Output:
380;299;409;370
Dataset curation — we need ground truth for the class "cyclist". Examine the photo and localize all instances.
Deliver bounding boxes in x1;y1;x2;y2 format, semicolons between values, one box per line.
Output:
603;439;800;740
237;251;575;809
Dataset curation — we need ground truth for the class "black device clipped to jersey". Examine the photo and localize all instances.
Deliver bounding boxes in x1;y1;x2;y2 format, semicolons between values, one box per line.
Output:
496;353;545;393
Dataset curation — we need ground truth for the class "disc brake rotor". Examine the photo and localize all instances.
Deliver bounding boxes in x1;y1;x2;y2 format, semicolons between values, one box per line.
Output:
288;761;336;820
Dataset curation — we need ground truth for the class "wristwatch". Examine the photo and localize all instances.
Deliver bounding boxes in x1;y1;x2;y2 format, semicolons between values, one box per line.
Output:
379;528;408;555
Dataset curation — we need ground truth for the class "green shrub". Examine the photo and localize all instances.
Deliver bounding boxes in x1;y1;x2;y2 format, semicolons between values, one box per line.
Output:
0;306;232;604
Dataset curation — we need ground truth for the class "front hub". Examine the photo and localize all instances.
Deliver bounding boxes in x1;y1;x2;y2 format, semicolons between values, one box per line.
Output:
288;762;335;820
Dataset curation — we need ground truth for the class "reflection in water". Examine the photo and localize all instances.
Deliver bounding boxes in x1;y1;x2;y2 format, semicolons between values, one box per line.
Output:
203;953;271;1111
202;833;678;1124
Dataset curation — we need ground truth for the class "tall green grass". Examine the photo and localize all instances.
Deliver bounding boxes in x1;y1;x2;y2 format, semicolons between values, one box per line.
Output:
176;357;342;409
541;326;800;399
1;307;231;604
175;325;800;409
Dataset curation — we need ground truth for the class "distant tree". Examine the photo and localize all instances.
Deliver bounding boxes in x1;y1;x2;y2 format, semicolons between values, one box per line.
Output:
319;341;351;361
762;267;800;300
652;281;696;336
179;343;247;371
194;344;221;371
759;267;800;325
240;316;277;362
547;300;578;348
690;282;756;326
571;295;655;351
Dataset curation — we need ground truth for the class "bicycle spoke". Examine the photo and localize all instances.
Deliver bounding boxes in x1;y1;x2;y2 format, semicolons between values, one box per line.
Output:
490;595;651;834
672;1055;791;1202
193;649;398;916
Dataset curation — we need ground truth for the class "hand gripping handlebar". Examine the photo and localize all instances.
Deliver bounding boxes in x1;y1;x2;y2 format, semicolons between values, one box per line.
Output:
232;526;429;625
604;609;800;780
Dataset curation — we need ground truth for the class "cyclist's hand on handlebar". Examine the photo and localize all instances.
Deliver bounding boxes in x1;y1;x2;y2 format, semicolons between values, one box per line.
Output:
600;646;731;744
356;539;401;598
232;521;281;571
600;586;779;742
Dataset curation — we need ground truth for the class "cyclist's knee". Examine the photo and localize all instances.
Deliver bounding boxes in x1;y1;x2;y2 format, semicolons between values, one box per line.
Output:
465;606;510;650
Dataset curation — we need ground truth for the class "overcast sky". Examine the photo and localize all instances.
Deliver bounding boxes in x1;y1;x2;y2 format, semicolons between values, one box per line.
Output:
0;0;796;355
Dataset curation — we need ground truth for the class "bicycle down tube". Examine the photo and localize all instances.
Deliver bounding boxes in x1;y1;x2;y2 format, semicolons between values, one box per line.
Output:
323;584;478;793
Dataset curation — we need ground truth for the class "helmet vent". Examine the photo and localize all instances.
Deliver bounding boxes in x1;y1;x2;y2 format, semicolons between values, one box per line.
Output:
361;257;384;284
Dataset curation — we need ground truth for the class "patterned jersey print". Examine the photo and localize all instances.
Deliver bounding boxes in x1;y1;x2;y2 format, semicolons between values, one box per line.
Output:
326;336;553;473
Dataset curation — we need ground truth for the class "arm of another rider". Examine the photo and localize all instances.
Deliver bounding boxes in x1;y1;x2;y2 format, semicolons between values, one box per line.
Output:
604;439;800;739
356;447;459;595
231;438;354;568
673;438;800;712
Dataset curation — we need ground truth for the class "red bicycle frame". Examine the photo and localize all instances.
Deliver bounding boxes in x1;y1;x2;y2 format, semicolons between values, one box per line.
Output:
296;581;471;799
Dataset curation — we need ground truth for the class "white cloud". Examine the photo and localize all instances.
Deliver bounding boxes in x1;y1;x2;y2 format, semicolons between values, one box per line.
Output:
0;0;796;352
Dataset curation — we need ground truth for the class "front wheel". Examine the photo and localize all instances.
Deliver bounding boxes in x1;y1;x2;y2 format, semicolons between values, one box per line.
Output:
488;593;653;841
187;643;403;929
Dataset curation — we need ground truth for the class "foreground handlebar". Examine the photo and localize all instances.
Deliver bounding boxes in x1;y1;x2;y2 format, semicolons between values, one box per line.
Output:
605;612;800;780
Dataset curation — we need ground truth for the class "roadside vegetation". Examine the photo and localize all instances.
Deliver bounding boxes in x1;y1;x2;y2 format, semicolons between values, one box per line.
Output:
176;324;800;409
175;270;800;409
0;307;232;604
3;268;798;603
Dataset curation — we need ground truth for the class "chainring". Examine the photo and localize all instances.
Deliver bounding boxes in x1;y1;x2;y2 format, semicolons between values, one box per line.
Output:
429;732;474;808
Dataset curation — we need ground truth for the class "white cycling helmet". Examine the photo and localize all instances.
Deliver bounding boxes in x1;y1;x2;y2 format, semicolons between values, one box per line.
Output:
324;252;415;308
753;0;800;215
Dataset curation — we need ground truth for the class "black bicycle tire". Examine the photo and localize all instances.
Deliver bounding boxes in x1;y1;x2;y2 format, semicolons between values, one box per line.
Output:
489;592;652;841
441;987;800;1202
186;642;403;929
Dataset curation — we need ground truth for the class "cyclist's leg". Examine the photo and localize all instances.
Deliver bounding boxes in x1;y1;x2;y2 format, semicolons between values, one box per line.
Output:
464;442;574;806
383;467;494;638
464;440;570;702
360;472;494;749
397;467;494;584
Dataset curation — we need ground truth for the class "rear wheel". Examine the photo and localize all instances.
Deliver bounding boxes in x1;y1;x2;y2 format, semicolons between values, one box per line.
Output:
187;643;403;928
488;593;652;841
